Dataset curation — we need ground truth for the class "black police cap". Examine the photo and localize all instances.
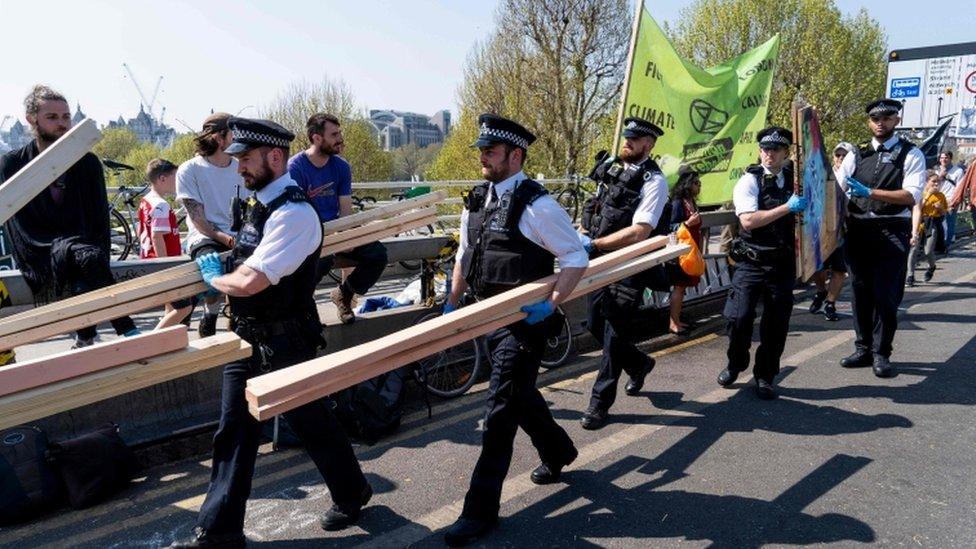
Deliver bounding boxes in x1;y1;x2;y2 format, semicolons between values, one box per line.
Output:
865;98;902;116
472;114;536;150
757;126;793;148
224;117;295;155
622;117;664;139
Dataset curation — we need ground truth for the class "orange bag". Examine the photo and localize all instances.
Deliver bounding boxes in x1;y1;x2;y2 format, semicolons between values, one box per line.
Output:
676;223;705;277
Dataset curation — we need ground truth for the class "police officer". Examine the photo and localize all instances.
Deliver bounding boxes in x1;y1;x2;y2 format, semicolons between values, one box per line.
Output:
836;99;925;378
170;119;371;548
578;117;670;430
442;114;588;547
717;127;806;400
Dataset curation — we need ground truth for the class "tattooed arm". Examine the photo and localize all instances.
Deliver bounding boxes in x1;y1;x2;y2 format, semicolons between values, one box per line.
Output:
182;198;235;248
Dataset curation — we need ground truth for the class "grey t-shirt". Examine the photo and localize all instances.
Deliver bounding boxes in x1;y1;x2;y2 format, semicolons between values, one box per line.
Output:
175;155;246;248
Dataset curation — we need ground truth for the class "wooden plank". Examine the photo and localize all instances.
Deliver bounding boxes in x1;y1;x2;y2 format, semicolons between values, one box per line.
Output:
326;214;438;256
0;326;188;397
0;118;102;225
248;244;688;420
0;333;250;431
321;206;436;249
246;236;673;411
0;281;205;350
321;191;446;234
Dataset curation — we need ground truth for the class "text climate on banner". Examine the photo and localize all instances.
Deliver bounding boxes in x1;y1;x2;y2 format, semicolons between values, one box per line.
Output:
619;7;779;205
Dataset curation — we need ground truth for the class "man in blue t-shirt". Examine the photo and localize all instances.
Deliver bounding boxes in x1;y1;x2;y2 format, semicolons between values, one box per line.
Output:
288;113;388;324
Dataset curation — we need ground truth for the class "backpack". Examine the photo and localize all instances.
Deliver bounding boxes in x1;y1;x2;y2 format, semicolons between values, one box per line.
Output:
331;367;409;444
0;426;63;525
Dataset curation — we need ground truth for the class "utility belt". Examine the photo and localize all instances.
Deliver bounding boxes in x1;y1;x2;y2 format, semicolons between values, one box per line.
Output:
231;316;325;372
728;238;793;264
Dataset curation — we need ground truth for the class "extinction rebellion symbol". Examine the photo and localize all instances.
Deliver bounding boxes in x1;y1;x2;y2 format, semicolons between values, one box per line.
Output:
689;99;729;136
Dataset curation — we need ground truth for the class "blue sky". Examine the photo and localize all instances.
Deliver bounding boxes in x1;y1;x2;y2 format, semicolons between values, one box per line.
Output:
1;0;973;131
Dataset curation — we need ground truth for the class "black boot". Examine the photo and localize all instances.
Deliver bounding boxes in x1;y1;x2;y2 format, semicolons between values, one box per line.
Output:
717;368;739;387
168;528;245;548
444;517;498;547
840;350;872;368
320;484;372;531
580;406;608;430
809;291;827;313
624;358;655;396
872;355;894;378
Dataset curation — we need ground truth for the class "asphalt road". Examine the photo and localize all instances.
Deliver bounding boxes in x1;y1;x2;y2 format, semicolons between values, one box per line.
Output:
2;242;975;548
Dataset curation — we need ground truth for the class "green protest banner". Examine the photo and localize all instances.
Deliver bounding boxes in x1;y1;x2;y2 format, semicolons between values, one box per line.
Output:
617;1;780;205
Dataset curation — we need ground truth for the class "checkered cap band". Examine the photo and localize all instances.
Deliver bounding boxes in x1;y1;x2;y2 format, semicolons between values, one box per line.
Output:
480;124;529;149
868;104;900;116
626;120;657;135
231;127;291;148
760;132;790;147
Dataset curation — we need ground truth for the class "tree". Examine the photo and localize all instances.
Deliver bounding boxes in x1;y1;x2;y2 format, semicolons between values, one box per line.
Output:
391;142;442;181
164;133;197;166
427;111;483;181
448;0;631;178
93;127;140;164
260;76;392;182
666;0;887;149
118;142;163;187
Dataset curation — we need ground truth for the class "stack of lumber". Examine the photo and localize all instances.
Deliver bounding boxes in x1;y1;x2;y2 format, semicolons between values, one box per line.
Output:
245;236;689;419
0;192;448;349
0;329;250;430
0;118;101;225
320;191;444;255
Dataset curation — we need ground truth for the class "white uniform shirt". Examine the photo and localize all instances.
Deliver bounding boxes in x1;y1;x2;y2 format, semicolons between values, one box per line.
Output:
455;170;588;269
732;166;786;216
176;155;248;248
834;135;925;218
242;173;322;285
939;165;964;201
627;159;670;228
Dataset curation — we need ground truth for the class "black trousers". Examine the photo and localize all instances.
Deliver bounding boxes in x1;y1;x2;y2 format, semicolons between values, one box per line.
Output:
197;328;367;535
587;279;654;412
66;243;136;339
315;241;388;295
844;217;911;358
724;257;795;383
461;321;576;521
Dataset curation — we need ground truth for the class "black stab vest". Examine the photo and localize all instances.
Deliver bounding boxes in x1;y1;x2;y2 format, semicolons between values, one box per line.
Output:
738;165;795;252
581;157;670;240
849;138;915;216
461;179;554;298
229;186;321;322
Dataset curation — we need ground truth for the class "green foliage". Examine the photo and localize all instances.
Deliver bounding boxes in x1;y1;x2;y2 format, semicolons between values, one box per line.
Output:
93;127;140;163
164;133;196;166
341;119;393;182
109;142;162;187
391;142;442;181
427;111;483;182
666;0;888;149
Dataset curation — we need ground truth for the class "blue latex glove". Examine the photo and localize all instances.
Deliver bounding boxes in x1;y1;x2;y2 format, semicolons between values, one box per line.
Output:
195;253;224;293
786;194;808;213
845;176;871;198
579;233;596;254
520;299;555;325
442;302;457;315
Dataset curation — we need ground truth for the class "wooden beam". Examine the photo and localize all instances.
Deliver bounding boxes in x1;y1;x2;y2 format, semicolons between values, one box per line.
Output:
0;326;188;397
0;333;250;431
246;237;681;415
325;214;438;256
0;119;102;225
321;206;436;249
321;191;446;234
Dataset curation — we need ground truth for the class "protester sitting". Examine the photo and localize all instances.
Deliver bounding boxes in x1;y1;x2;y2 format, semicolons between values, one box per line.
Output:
0;85;141;348
907;170;948;287
667;168;703;335
138;158;192;329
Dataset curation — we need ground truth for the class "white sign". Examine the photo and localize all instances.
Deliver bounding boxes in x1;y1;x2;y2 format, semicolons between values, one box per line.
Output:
887;48;976;134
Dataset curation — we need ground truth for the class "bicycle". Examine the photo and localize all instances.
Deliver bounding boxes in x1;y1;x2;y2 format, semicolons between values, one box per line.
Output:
553;174;595;223
410;299;574;398
103;159;148;261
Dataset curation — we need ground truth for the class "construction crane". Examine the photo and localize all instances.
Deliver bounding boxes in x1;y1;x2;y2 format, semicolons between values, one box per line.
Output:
122;63;164;120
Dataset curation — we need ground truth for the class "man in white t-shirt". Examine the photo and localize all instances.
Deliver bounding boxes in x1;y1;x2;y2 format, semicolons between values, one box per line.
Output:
176;112;247;336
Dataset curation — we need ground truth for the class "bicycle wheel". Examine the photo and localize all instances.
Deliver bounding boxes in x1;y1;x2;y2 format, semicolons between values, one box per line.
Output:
109;209;133;261
411;310;482;398
540;311;574;369
555;188;580;222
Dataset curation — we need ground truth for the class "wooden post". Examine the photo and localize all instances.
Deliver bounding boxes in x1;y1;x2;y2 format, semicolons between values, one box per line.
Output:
321;191;446;234
0;333;250;431
611;0;645;155
0;326;188;397
0;119;102;225
791;99;805;278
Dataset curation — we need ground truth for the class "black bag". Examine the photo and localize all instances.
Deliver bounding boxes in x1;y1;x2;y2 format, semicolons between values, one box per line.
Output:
48;423;136;509
0;426;63;525
332;368;409;445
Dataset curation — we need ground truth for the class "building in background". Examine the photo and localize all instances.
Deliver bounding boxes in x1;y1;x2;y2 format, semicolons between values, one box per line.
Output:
1;103;176;152
369;109;451;150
